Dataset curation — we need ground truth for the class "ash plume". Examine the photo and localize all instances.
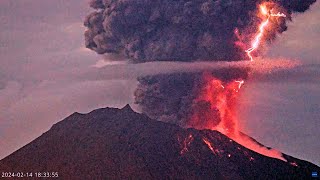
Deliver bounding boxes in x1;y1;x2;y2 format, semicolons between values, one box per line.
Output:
134;68;249;127
84;0;317;127
85;0;316;62
84;0;317;160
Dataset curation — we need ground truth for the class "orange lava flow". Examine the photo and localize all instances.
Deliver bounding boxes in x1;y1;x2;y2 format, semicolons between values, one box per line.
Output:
202;138;219;155
188;73;287;161
245;4;286;61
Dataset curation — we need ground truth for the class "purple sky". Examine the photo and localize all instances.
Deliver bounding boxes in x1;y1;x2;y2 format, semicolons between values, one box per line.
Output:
0;0;319;165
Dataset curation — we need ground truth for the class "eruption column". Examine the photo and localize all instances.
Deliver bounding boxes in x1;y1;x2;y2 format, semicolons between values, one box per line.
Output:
190;76;246;137
85;0;318;163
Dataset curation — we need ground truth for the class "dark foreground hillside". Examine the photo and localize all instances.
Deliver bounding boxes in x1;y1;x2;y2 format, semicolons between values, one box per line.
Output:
0;105;319;179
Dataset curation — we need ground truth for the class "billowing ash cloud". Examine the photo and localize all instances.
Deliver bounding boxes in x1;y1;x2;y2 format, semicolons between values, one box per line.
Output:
134;68;248;127
85;0;316;62
84;0;316;126
84;0;317;161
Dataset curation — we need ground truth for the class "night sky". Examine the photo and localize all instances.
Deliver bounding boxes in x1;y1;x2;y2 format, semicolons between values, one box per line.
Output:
0;0;319;165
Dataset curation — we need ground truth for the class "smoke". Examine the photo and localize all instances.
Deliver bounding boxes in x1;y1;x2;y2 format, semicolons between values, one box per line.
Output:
84;0;317;132
85;0;316;62
85;0;317;161
134;68;248;127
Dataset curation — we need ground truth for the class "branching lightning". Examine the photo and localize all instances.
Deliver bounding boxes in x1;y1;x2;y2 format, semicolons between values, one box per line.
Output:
246;4;286;61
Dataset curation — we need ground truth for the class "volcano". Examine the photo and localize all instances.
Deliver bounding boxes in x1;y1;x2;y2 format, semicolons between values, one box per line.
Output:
0;105;319;179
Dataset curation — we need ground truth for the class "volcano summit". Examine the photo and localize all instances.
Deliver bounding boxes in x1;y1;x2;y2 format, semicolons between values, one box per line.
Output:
0;105;319;179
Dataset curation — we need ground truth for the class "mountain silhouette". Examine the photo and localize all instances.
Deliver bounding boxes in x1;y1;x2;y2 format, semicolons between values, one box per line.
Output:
0;105;319;179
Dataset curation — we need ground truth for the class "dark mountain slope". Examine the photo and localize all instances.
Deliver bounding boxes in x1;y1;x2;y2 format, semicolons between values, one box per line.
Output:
0;105;319;179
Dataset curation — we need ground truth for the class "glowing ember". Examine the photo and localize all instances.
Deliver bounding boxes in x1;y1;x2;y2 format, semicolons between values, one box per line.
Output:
290;162;299;167
245;4;286;61
202;138;219;155
180;134;194;155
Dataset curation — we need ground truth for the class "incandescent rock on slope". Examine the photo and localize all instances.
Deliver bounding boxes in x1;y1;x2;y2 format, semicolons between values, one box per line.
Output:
0;105;319;179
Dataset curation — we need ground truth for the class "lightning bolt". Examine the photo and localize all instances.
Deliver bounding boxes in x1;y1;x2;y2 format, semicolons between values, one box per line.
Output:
246;4;286;61
235;80;244;89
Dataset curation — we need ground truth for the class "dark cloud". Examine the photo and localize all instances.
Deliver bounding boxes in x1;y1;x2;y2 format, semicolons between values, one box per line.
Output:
85;0;316;62
83;0;317;131
277;0;317;13
134;68;248;127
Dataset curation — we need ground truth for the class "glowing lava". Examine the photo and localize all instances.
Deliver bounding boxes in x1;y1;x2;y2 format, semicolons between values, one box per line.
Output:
202;138;219;155
245;4;286;61
180;134;194;155
186;2;290;162
188;72;286;161
189;74;245;137
290;162;299;167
